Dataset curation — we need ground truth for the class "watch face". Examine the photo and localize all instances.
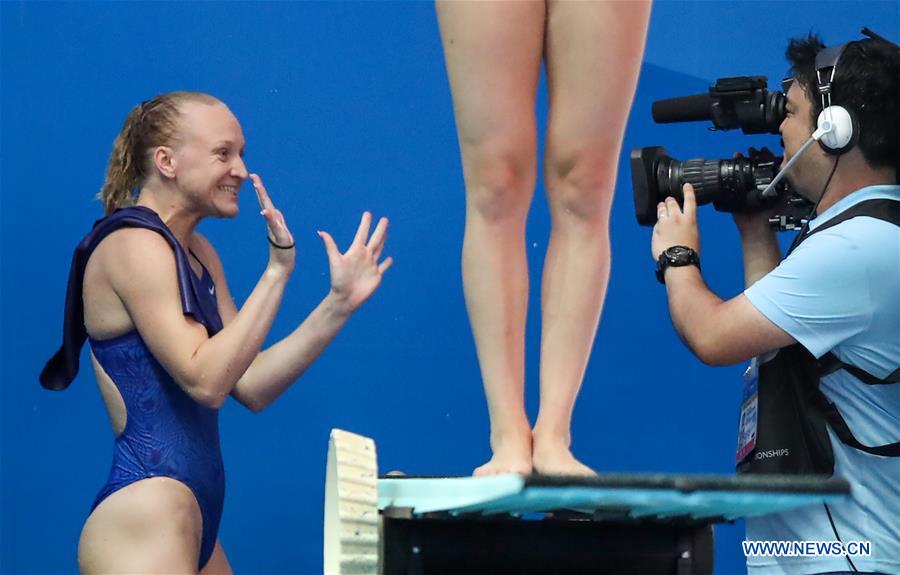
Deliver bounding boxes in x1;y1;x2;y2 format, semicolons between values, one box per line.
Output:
665;246;692;263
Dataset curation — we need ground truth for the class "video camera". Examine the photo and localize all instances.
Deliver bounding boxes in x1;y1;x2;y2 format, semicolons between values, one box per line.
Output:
632;76;812;228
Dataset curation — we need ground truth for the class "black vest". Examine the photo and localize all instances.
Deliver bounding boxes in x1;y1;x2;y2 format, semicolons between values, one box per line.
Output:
738;198;900;475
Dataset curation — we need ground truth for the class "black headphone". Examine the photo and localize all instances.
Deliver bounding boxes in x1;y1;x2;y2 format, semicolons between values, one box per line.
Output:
813;42;860;155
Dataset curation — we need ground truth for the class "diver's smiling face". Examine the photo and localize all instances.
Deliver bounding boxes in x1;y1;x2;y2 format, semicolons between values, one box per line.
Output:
171;101;249;218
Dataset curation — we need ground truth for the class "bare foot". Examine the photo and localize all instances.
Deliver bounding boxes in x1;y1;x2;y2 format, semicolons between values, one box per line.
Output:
473;432;533;476
532;433;596;476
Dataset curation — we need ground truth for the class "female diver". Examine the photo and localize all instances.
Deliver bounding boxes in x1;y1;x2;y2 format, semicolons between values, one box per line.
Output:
41;92;392;573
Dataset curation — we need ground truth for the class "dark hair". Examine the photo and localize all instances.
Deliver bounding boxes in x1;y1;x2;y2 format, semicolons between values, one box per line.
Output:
99;92;221;214
786;33;900;179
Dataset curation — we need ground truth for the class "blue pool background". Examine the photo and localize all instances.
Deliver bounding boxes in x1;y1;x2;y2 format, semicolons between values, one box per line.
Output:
2;1;897;573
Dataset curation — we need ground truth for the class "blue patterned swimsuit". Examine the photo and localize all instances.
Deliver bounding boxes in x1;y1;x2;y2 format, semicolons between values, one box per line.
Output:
41;206;226;570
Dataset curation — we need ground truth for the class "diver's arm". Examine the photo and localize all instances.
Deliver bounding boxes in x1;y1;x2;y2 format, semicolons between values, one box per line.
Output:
107;227;291;409
228;293;352;412
209;212;392;412
108;175;295;409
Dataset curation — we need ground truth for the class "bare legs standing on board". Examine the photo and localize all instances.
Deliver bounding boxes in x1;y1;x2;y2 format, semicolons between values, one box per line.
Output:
437;0;651;476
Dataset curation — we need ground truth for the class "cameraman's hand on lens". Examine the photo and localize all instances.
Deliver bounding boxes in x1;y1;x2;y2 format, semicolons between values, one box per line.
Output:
730;151;782;237
651;183;700;261
252;173;296;278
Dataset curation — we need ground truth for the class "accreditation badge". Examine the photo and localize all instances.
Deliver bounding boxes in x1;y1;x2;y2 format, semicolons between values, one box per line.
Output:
736;358;759;463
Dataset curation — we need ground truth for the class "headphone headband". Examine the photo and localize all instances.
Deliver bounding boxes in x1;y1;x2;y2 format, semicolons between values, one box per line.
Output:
815;43;849;110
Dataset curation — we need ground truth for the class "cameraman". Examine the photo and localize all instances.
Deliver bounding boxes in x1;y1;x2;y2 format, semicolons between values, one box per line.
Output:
651;35;899;575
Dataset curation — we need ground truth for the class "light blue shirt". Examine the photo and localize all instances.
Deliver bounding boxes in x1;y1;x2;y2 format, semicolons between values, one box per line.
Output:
743;185;900;575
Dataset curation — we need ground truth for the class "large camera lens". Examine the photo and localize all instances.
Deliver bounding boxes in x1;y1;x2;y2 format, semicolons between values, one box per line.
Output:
631;146;784;226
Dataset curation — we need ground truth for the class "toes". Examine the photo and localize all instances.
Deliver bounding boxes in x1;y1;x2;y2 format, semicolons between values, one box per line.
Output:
473;459;531;477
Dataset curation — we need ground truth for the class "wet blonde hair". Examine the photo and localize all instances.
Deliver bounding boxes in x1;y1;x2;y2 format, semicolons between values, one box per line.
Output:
98;91;221;214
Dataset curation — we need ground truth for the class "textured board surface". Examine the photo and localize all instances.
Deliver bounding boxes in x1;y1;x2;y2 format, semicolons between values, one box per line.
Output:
377;473;850;521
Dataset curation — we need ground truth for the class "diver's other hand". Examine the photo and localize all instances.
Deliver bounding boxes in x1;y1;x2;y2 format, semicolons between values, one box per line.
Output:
318;211;393;315
251;173;295;276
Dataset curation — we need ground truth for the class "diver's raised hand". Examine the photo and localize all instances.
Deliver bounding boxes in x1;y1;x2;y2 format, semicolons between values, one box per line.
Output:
251;173;295;275
318;212;393;314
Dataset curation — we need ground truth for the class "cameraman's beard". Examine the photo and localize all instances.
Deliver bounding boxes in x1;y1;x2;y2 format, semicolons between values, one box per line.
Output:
782;162;814;202
783;145;833;205
801;156;842;217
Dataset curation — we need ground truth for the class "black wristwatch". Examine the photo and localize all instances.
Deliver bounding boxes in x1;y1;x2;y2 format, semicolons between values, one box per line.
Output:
656;246;701;284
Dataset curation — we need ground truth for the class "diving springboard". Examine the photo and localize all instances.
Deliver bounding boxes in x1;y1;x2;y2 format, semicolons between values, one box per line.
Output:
377;472;849;521
324;429;850;575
